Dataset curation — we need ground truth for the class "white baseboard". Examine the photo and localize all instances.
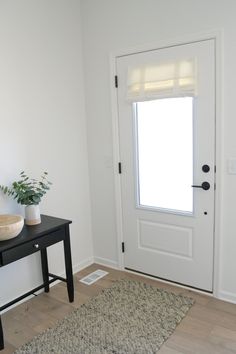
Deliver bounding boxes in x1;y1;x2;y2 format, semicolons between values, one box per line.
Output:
218;290;236;304
73;257;94;275
93;256;119;270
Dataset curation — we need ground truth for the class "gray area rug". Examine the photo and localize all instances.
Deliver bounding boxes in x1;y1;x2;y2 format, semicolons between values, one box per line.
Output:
15;279;194;354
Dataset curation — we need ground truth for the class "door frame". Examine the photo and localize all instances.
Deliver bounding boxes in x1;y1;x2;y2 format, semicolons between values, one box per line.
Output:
110;30;223;297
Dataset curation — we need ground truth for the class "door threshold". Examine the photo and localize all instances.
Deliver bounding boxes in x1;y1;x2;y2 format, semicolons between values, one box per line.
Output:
125;267;213;296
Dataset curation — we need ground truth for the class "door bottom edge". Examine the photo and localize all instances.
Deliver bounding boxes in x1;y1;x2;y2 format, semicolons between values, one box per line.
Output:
124;267;213;294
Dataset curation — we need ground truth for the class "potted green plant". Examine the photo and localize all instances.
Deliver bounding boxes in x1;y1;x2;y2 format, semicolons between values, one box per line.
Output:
0;171;52;225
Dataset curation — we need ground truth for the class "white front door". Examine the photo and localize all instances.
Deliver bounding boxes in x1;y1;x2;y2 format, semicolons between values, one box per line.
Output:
116;39;215;291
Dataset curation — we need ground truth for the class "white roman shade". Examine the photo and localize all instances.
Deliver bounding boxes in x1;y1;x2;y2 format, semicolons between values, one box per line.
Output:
127;59;197;102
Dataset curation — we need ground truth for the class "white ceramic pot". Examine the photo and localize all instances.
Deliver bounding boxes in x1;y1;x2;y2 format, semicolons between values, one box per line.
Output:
25;205;41;225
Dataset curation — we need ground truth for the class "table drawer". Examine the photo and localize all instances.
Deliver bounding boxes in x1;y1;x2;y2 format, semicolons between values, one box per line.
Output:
1;228;65;266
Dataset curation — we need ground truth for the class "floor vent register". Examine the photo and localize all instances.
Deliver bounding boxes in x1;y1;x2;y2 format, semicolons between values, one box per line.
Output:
79;269;109;285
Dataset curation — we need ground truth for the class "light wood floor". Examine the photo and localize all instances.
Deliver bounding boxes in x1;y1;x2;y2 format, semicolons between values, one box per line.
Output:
1;263;236;353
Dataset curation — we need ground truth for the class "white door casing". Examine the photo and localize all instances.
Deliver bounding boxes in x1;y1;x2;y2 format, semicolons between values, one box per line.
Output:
116;39;215;291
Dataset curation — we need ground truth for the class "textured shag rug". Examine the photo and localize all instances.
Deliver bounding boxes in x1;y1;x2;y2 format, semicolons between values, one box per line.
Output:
15;279;194;354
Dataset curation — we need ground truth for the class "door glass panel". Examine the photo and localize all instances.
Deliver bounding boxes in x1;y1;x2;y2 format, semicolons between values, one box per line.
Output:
135;97;193;213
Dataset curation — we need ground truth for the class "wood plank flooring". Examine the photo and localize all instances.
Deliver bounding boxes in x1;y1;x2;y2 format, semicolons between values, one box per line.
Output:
1;263;236;353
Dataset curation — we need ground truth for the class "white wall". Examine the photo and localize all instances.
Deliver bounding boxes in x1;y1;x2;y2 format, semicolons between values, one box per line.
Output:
81;0;236;302
0;0;93;305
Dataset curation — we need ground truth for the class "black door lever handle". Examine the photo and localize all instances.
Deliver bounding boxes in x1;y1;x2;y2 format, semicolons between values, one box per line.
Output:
191;182;210;190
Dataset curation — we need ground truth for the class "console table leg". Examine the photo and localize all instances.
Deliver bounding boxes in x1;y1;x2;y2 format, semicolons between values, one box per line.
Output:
0;316;4;350
41;248;49;293
64;225;74;302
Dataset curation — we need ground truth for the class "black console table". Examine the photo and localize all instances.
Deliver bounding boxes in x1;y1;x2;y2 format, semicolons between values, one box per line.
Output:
0;215;74;350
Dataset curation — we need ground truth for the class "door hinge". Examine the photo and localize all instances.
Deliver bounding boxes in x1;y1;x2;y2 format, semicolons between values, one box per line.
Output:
122;242;125;253
118;162;122;174
115;75;118;88
214;165;216;173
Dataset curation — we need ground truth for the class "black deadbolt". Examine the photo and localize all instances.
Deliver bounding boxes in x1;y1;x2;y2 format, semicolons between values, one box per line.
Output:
202;164;210;173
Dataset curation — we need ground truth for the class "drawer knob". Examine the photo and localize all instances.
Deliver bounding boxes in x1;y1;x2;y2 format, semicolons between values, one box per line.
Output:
34;244;39;249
